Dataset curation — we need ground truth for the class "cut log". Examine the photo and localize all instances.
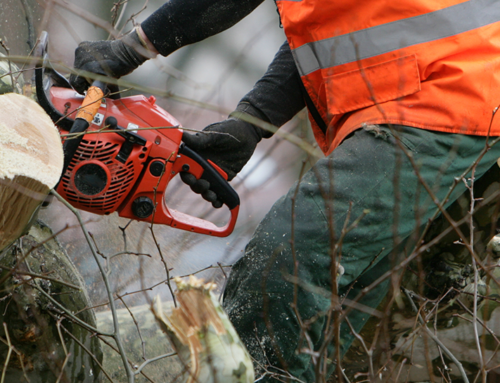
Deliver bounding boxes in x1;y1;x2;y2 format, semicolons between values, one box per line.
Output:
0;92;63;250
152;276;255;383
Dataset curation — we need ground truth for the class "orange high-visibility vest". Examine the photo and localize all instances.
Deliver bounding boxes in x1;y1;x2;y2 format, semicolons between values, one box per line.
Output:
276;0;500;155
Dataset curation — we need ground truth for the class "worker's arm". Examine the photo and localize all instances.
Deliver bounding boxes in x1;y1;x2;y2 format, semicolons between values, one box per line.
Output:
141;0;264;56
70;0;264;93
182;41;306;205
239;41;305;130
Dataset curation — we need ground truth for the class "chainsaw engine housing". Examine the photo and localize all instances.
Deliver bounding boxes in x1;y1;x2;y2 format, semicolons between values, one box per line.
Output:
36;31;239;237
52;88;180;215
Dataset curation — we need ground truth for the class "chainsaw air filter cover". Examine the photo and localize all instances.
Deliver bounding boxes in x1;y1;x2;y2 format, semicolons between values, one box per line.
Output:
61;137;140;214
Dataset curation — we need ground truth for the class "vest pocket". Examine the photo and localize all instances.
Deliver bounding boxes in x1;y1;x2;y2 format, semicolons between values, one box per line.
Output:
325;54;421;115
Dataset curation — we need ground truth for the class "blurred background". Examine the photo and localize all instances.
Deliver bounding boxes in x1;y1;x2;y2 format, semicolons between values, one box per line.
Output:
0;0;315;308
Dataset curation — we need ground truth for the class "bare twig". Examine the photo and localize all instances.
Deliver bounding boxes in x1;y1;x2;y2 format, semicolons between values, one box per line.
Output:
0;323;12;383
0;265;81;290
403;288;470;383
133;352;177;375
60;324;115;383
51;190;134;382
117;294;147;360
150;152;177;307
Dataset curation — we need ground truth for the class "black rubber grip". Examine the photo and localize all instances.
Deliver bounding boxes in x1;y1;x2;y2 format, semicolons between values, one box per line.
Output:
179;144;240;210
62;118;89;173
61;81;108;173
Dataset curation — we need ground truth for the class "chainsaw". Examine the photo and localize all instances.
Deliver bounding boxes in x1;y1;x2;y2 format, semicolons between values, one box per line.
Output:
34;31;239;237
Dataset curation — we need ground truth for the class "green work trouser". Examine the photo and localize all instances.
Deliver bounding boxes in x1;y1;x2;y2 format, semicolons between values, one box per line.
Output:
222;125;500;382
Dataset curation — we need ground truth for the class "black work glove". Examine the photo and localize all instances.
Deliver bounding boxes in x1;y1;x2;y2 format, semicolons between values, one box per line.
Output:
70;29;153;94
181;103;272;207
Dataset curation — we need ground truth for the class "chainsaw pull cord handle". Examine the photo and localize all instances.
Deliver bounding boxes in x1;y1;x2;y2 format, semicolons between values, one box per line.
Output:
62;81;107;173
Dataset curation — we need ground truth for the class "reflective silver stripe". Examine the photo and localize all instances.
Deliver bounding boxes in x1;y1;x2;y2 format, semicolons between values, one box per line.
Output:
292;0;500;76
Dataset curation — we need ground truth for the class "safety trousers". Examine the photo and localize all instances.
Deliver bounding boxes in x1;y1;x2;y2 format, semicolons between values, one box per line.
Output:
223;125;500;382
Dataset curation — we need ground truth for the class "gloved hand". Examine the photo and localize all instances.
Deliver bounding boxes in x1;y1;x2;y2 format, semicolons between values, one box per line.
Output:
70;28;154;94
181;103;272;207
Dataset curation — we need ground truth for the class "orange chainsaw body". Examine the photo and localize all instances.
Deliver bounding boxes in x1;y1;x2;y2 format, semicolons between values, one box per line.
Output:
35;32;239;237
49;87;238;236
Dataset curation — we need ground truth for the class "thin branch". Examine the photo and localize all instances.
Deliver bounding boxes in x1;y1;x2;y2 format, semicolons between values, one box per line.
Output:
403;288;469;383
117;294;147;361
133;352;177;375
60;324;116;383
0;265;81;290
0;323;13;383
51;190;134;382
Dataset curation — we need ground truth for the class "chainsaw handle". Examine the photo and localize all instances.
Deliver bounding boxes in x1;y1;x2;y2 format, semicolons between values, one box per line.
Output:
177;143;240;210
62;81;107;173
160;143;240;236
75;83;106;122
168;205;240;237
